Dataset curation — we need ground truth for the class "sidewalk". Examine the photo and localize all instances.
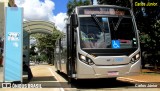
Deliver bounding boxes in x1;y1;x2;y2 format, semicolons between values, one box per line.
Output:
118;69;160;82
1;66;160;83
1;65;160;90
0;65;63;91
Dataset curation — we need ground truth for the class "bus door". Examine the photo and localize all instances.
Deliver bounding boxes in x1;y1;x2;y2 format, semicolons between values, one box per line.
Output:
67;14;78;77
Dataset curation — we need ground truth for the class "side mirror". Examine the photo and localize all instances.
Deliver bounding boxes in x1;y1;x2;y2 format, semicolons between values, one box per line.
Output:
71;14;78;28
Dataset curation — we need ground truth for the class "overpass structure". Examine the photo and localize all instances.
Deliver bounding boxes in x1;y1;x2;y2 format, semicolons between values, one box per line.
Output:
22;20;57;69
23;21;55;35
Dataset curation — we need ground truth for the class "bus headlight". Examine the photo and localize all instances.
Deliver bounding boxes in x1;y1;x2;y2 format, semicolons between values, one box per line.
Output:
80;55;86;60
79;53;94;65
130;53;140;64
136;53;140;59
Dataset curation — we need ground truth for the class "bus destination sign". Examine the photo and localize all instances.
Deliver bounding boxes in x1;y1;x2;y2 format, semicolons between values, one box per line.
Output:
78;7;130;16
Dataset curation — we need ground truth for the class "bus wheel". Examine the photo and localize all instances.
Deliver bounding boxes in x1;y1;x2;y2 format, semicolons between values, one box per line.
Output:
67;63;74;83
67;61;72;76
68;77;76;83
108;78;117;81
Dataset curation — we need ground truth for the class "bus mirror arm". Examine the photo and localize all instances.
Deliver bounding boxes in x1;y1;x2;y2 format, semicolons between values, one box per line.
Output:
71;14;78;28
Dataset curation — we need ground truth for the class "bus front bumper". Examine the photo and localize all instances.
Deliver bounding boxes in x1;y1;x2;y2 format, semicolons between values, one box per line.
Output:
76;59;141;79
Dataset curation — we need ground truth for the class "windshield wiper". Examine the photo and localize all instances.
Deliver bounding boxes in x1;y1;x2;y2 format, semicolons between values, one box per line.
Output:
113;17;123;31
91;14;105;42
91;14;105;32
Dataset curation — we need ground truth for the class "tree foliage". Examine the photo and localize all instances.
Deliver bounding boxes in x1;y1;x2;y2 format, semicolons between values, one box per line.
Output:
30;45;37;56
98;0;131;8
133;0;160;52
67;0;91;15
30;28;63;63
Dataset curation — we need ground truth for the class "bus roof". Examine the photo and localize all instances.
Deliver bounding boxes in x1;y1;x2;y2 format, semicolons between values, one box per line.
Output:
76;5;130;10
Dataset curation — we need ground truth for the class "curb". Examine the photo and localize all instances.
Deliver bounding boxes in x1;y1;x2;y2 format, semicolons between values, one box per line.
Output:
117;77;147;83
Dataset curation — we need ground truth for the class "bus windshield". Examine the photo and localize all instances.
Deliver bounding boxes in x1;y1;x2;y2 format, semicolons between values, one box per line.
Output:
79;17;138;49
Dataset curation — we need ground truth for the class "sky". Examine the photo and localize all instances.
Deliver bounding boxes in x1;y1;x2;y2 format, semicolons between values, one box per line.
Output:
15;0;68;31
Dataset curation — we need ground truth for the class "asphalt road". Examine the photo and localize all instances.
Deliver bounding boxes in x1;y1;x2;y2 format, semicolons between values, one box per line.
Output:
49;65;160;91
28;65;136;90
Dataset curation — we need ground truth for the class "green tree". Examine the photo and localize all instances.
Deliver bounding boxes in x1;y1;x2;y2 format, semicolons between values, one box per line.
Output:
98;0;131;8
30;28;63;64
30;45;37;56
67;0;91;15
152;20;160;51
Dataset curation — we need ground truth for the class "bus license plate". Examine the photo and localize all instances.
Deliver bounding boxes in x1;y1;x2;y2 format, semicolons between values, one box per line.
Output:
107;71;119;76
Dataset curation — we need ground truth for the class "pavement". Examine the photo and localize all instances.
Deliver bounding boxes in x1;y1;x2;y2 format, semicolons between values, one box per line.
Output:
118;69;160;82
0;65;64;91
0;65;160;91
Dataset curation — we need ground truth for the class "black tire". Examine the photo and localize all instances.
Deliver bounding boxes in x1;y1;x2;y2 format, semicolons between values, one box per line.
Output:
68;77;76;83
67;60;72;76
67;61;75;83
108;78;117;81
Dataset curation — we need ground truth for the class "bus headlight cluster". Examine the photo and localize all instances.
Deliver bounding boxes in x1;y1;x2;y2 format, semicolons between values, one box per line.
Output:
79;53;94;65
130;52;140;64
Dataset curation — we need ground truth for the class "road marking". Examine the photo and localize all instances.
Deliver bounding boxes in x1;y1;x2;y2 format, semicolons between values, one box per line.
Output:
48;67;55;76
48;67;65;91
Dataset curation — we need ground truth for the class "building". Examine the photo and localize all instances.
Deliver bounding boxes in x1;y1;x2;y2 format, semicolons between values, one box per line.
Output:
0;0;16;39
0;0;8;65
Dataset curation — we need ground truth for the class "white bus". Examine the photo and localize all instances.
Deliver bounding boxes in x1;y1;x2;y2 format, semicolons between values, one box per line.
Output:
54;5;141;81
